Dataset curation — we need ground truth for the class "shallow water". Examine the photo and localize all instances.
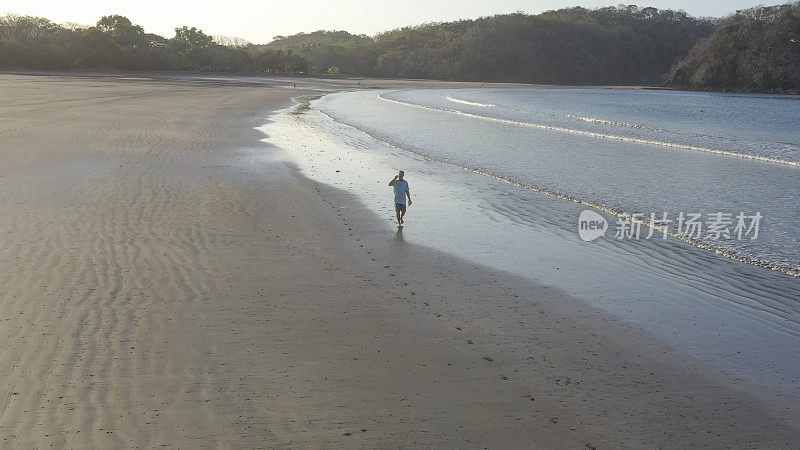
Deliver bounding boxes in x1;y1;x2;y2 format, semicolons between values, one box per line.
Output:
324;88;800;273
260;87;800;401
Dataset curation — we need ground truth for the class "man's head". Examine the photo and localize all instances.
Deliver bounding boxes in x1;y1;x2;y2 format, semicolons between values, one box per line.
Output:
398;170;405;180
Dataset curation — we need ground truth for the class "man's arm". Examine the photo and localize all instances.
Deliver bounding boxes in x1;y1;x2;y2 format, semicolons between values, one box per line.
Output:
389;175;398;186
406;188;412;205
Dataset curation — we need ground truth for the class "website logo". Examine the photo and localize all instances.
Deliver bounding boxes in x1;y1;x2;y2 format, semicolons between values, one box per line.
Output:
578;210;762;242
578;210;607;241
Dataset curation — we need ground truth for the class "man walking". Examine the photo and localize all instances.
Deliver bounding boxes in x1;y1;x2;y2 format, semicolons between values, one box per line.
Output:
389;170;412;227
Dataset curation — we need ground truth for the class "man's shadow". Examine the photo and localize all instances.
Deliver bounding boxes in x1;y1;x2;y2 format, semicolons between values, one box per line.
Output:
395;226;404;242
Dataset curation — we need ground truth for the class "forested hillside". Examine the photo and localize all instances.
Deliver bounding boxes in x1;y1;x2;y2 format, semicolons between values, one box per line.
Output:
1;4;796;92
375;7;713;84
261;6;715;84
665;3;800;92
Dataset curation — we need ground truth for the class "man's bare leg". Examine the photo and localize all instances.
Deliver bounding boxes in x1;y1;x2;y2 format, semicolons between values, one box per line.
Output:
396;210;402;226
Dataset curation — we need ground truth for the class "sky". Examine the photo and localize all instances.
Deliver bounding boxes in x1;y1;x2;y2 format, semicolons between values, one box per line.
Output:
1;0;788;43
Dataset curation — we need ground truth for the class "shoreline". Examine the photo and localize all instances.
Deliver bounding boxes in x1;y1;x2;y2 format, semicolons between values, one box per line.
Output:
0;72;798;447
255;117;800;447
311;90;800;276
264;89;800;399
259;89;800;441
0;68;736;93
8;68;800;95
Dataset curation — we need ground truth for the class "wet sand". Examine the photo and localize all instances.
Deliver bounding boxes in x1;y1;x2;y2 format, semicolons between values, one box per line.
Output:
0;72;797;447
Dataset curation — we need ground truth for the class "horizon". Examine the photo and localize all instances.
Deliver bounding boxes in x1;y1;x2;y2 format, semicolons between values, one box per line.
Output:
0;0;790;44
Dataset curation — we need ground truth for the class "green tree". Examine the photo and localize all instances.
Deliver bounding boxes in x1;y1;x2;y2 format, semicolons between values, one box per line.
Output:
667;2;800;92
96;15;147;48
171;26;214;70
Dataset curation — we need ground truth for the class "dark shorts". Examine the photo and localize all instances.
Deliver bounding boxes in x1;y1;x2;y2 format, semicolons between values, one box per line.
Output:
395;203;407;213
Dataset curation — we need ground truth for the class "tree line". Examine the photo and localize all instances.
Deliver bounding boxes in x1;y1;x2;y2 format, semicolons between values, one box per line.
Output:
258;5;717;85
665;3;800;92
1;4;798;92
0;14;307;73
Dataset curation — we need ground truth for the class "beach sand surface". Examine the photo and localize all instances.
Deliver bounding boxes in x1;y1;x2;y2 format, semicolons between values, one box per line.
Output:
0;73;797;448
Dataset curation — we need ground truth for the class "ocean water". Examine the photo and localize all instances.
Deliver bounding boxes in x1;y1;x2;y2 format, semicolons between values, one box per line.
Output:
260;87;800;401
330;88;800;273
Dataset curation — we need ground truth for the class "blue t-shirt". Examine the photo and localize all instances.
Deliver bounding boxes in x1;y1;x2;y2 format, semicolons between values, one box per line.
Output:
393;179;409;204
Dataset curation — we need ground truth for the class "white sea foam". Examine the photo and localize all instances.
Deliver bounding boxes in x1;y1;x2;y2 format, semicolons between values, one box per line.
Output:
564;114;650;129
446;96;496;107
383;94;800;167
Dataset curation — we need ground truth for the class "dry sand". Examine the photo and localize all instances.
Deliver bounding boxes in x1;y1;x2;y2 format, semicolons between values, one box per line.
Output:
0;72;797;448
